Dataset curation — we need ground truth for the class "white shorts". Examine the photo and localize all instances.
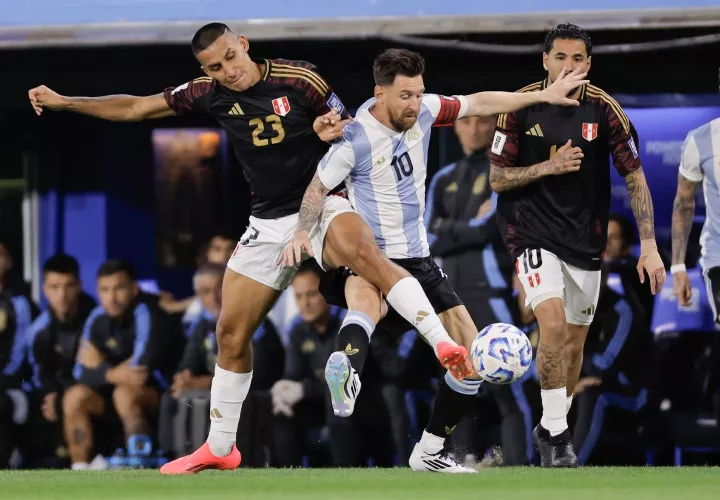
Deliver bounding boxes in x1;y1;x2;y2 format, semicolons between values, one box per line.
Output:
515;248;601;326
227;195;354;290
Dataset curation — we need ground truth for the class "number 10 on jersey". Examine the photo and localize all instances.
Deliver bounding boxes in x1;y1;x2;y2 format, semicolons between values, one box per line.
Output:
391;152;414;182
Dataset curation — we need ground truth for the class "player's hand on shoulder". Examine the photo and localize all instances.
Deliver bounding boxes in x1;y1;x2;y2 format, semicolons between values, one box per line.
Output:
277;230;313;267
28;85;65;115
542;66;589;107
547;139;583;175
672;270;693;307
314;107;351;142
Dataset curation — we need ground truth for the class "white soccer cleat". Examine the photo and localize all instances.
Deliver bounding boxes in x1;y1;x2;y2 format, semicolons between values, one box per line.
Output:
324;351;361;417
409;444;478;473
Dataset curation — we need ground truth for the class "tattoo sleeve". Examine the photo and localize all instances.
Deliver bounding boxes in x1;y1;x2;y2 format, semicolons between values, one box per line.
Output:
489;161;554;193
537;344;567;390
297;172;330;233
624;167;655;241
671;174;699;266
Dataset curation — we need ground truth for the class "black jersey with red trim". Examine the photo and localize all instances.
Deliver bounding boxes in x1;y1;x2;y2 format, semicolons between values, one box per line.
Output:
164;59;347;219
487;81;641;270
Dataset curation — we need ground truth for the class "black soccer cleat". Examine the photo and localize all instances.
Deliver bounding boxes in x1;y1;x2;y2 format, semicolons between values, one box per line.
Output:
532;424;553;468
549;429;578;468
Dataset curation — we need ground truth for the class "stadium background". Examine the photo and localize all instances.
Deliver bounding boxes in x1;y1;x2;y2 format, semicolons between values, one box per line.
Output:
1;0;720;478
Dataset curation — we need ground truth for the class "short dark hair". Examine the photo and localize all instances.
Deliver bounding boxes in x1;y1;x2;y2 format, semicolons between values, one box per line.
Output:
373;48;426;87
544;23;592;56
191;22;231;55
211;229;237;243
295;260;323;280
43;253;79;279
97;260;136;281
609;213;636;247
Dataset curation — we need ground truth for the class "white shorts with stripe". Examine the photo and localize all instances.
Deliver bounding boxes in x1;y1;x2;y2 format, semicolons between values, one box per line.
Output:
516;248;601;326
227;195;354;290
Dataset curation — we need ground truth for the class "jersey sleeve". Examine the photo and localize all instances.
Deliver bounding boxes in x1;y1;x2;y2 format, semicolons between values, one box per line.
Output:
316;129;356;190
163;77;215;115
487;111;523;168
679;132;703;182
422;94;469;127
273;60;350;120
604;97;642;176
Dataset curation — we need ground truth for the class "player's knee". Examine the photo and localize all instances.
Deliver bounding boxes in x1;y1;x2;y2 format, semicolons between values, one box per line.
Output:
62;385;94;416
216;317;251;361
112;385;139;416
539;315;566;343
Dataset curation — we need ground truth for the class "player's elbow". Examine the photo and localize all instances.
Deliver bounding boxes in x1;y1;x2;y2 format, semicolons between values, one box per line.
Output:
489;168;506;193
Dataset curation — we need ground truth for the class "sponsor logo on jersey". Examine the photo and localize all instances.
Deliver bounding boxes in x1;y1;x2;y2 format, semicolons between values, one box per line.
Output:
628;137;639;159
526;124;544;137
491;131;506;155
228;103;244;116
582;123;598;142
272;96;291;116
326;92;346;115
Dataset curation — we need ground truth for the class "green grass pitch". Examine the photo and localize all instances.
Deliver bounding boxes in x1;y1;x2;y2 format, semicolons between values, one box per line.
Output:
3;467;720;500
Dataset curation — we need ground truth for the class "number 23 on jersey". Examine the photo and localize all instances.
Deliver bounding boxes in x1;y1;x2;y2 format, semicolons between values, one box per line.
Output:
249;114;286;147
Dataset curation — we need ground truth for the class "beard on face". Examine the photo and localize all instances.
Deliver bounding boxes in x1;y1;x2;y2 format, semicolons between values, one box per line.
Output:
389;108;418;132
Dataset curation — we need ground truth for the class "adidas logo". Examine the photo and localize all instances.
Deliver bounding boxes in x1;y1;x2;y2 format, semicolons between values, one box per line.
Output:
344;343;359;356
228;103;244;116
415;310;430;325
422;459;452;471
582;306;595;315
445;425;457;435
210;408;224;419
526;124;543;137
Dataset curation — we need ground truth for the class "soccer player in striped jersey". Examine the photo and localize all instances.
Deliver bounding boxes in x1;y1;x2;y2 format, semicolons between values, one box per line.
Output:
279;48;588;472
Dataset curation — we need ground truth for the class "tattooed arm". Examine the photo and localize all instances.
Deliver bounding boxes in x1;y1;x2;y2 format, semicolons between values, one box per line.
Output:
625;167;655;241
298;172;330;233
489;139;584;193
672;174;699;267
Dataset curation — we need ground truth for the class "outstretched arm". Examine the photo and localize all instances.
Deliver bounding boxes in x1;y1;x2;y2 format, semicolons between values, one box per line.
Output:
465;67;588;117
28;85;174;121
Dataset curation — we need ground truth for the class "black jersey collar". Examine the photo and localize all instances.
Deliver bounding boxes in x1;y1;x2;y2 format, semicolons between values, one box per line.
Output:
542;78;587;101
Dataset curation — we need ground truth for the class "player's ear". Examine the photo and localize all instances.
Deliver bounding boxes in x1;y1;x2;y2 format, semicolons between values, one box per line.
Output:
542;52;549;71
586;55;592;71
374;85;383;102
237;34;250;53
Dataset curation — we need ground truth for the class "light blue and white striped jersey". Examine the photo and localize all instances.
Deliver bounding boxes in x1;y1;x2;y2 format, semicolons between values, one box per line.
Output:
679;118;720;270
317;94;468;259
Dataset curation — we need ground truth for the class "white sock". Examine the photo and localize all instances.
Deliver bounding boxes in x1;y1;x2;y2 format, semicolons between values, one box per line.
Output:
540;387;568;437
418;430;445;455
207;365;252;457
566;395;573;415
71;462;89;470
386;277;454;355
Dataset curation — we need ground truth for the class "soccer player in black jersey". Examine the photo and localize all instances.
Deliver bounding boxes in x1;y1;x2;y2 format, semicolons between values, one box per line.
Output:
29;23;478;474
487;24;665;467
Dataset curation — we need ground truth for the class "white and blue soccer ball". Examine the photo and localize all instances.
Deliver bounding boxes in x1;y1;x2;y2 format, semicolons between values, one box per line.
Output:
471;323;532;384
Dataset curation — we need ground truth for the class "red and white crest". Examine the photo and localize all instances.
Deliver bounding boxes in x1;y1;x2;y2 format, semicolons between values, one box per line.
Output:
272;96;291;116
582;123;598;142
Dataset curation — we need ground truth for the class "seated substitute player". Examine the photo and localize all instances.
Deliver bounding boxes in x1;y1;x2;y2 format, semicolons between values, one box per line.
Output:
487;23;665;467
280;48;589;472
29;23;478;474
25;254;96;467
64;260;184;470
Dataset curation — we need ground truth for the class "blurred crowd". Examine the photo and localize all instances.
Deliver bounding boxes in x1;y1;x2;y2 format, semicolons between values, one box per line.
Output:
0;116;719;470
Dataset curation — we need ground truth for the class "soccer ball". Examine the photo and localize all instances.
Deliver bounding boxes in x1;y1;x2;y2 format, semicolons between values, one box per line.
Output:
471;323;532;384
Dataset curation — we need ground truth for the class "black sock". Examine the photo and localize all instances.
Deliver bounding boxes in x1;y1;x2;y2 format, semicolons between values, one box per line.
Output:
426;373;480;440
336;322;371;377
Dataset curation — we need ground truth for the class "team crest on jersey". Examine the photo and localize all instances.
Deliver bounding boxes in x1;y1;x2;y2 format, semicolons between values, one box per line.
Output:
272;96;291;116
582;123;598;142
406;127;420;141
